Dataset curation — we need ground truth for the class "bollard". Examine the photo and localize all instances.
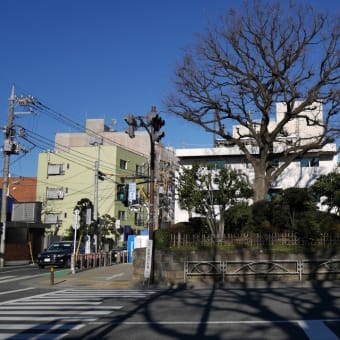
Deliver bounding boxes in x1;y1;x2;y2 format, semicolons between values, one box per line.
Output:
50;267;55;285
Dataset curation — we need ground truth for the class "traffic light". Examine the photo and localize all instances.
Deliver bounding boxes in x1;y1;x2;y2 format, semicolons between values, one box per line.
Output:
151;114;165;142
117;184;129;206
124;114;138;139
152;130;165;142
126;125;136;138
151;114;165;131
0;223;3;235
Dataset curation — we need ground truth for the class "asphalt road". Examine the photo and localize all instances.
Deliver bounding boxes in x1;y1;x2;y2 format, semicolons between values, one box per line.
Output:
0;265;339;339
65;284;340;339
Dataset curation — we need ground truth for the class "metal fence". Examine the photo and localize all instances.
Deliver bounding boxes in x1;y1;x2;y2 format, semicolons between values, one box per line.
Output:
184;259;340;282
76;252;111;270
75;250;128;270
170;232;340;248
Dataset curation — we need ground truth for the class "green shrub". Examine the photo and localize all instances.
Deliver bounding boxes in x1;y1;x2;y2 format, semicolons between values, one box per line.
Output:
154;229;171;249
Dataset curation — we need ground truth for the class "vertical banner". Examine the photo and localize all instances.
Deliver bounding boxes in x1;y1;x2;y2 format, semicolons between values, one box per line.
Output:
127;235;136;263
86;208;92;225
128;182;136;202
144;239;153;279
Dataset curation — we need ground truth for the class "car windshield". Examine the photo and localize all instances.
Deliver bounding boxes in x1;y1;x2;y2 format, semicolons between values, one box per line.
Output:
47;243;73;251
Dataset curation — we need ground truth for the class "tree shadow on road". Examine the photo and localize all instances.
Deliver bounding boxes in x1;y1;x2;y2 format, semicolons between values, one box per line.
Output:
63;248;340;339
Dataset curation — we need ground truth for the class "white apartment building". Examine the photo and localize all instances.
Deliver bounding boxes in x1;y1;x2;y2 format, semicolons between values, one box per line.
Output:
175;103;338;223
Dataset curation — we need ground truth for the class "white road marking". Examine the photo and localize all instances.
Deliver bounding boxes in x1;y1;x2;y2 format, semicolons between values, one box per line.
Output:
0;287;35;295
106;272;124;280
0;275;15;280
0;323;84;330
108;318;340;339
0;305;122;310
7;301;102;305
0;273;46;284
298;320;339;340
0;309;112;315
0;316;97;321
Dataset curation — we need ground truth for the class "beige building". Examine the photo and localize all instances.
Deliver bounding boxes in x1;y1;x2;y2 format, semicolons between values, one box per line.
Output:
36;118;176;246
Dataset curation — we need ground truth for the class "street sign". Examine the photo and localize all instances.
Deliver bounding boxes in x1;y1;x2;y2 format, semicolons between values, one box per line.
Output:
144;240;153;279
72;209;80;230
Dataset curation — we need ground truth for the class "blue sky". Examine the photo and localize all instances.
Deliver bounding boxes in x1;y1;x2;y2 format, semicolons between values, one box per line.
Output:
0;0;338;177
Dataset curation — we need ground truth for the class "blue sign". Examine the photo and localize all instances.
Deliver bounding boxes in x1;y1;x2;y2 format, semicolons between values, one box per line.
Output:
127;235;136;263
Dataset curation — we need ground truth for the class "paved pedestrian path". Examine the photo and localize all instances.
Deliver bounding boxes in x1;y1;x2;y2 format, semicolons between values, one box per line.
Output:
32;263;138;289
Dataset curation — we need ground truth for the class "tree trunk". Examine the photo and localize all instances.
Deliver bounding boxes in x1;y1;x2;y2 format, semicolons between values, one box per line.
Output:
217;205;225;243
253;171;270;202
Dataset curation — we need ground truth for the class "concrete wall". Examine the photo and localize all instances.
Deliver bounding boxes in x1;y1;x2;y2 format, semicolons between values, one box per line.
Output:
133;248;340;286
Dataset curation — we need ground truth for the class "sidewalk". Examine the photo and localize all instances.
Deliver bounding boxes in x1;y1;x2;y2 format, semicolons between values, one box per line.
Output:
33;263;138;289
30;264;340;290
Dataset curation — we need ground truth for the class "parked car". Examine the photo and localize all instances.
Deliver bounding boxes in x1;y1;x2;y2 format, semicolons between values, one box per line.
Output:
36;241;76;269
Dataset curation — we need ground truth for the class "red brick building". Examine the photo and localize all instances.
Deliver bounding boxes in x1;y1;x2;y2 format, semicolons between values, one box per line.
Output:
0;176;46;264
0;177;37;202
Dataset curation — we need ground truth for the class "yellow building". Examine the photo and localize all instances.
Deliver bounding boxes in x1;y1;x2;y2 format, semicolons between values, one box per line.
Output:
36;119;150;247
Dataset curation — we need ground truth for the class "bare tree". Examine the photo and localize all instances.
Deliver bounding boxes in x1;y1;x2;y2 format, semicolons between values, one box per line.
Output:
167;0;339;201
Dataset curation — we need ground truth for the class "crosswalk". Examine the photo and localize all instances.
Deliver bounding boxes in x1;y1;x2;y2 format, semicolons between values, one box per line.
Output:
0;289;157;339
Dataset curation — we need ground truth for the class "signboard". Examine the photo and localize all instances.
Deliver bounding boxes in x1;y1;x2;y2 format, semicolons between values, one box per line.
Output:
127;235;136;263
144;240;153;279
86;208;92;225
85;234;91;254
72;209;80;230
128;182;136;201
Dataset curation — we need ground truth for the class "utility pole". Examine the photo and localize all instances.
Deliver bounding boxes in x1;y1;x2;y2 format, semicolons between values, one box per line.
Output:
93;159;99;252
0;85;15;268
124;106;165;285
124;106;165;240
0;85;36;268
90;136;102;253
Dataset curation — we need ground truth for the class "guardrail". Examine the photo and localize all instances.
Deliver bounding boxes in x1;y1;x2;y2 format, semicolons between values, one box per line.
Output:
74;250;128;270
184;259;340;282
111;250;128;264
76;252;112;269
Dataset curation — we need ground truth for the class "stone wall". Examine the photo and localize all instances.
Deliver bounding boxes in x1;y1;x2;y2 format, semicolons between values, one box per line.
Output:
133;247;340;286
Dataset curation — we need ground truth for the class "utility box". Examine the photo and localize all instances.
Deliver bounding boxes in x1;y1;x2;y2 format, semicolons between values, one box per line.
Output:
11;202;42;223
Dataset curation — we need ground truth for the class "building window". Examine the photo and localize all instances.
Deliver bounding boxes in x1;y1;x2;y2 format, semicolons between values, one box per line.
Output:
46;187;65;200
134;212;144;226
45;212;62;224
206;159;225;168
120;159;128;170
47;163;64;175
118;210;126;221
136;164;144;176
300;157;319;168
